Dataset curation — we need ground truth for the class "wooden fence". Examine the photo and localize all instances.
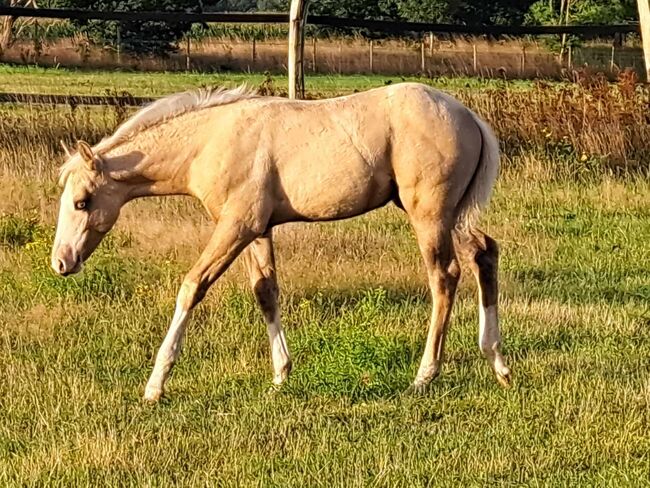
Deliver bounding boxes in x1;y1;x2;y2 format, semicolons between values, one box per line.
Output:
0;6;641;37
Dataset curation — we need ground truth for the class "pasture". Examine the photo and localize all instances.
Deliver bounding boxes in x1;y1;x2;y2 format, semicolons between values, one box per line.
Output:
0;69;649;485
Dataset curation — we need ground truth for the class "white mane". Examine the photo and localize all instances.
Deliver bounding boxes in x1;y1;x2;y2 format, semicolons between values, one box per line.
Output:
59;85;259;184
96;84;259;152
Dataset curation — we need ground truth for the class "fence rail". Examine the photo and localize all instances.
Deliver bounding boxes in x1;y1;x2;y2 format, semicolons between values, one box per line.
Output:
0;6;641;37
0;92;154;106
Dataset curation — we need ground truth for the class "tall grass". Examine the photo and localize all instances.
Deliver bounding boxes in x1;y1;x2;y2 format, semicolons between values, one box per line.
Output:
457;70;650;175
1;71;647;179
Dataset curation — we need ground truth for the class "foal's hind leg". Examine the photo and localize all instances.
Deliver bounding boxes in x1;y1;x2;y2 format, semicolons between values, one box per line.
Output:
409;218;461;392
455;229;511;387
243;231;292;386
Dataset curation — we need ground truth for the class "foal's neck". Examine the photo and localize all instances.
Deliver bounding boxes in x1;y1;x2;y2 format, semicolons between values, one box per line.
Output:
105;123;199;200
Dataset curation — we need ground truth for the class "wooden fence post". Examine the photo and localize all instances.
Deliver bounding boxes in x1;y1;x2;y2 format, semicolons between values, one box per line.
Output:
32;20;39;61
610;44;615;72
288;0;309;99
251;37;256;66
472;43;477;74
369;39;374;73
312;36;316;72
185;36;191;71
420;37;425;73
638;0;650;82
116;24;121;64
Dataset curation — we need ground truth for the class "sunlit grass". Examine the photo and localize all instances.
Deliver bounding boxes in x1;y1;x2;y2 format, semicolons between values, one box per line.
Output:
0;71;649;485
0;64;535;97
1;171;649;485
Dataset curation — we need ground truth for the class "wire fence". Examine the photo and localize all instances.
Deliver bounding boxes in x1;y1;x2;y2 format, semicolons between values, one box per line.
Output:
0;92;154;106
4;34;645;80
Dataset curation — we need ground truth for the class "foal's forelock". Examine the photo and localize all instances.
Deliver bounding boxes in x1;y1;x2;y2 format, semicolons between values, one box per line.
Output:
58;155;102;188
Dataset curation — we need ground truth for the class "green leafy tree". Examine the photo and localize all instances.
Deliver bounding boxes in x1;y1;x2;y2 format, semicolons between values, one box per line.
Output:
57;0;210;56
396;0;456;23
206;0;256;11
456;0;538;25
305;0;400;20
526;0;637;25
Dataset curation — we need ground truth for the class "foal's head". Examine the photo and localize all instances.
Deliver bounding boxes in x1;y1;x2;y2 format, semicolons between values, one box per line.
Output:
51;141;127;276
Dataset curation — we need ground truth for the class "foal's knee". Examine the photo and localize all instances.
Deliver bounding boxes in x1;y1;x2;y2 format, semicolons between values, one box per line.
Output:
177;277;206;310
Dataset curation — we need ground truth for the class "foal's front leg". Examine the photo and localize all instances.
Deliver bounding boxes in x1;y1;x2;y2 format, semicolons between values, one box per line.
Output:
243;231;292;386
144;220;260;402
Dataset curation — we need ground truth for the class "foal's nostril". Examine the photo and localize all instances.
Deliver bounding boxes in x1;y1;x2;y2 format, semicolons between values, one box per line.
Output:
56;258;67;275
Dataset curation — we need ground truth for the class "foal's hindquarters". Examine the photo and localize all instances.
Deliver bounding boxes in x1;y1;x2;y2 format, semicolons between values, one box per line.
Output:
387;87;511;391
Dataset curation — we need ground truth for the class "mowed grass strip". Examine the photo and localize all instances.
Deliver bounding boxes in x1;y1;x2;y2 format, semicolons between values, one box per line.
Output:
0;65;535;97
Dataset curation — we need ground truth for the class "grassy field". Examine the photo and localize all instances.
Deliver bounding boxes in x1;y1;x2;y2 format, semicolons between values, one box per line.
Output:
0;69;649;485
0;65;535;97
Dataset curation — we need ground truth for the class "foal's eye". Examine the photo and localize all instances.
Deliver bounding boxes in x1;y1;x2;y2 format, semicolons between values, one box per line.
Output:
75;199;89;211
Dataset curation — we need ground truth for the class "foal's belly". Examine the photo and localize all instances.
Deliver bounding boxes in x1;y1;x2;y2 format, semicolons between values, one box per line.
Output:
271;159;394;224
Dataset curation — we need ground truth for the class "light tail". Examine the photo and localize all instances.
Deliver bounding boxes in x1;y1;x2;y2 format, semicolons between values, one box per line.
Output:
455;112;500;231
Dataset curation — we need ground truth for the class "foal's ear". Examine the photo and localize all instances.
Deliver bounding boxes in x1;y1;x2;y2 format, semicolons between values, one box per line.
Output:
60;140;72;158
76;140;99;171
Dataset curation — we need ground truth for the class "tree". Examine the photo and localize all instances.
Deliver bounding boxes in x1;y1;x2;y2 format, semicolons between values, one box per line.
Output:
396;0;456;23
57;0;209;56
526;0;638;25
305;0;400;20
398;0;538;25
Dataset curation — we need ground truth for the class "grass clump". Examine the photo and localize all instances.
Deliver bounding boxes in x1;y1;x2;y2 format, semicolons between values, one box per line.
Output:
288;289;415;401
0;213;38;248
457;69;650;175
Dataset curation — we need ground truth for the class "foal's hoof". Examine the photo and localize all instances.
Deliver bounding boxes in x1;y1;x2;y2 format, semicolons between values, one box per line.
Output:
495;367;512;388
404;382;429;396
143;386;164;403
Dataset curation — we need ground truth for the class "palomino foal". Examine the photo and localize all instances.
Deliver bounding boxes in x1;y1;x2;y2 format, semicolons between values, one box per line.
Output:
51;84;511;401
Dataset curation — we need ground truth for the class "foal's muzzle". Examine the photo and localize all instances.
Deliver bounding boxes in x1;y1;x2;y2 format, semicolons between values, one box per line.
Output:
51;246;82;276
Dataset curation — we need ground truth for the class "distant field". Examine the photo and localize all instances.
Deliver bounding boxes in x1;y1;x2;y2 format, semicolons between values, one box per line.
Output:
0;65;536;97
0;70;648;485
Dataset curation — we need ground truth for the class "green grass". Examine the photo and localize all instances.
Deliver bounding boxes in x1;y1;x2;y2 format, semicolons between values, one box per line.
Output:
0;65;536;97
1;174;649;486
0;69;648;485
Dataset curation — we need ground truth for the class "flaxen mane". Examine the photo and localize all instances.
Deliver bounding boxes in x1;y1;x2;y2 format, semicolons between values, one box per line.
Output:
59;85;259;185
